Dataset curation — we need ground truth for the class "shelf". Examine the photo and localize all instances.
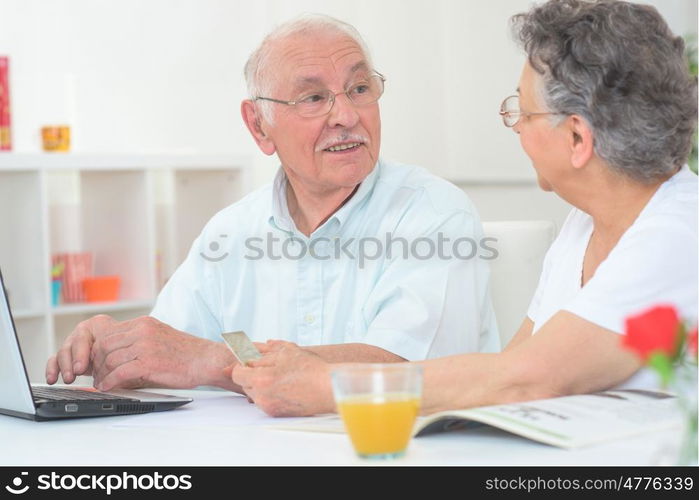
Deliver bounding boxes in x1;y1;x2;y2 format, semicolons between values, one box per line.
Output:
0;153;249;381
0;153;250;170
52;300;154;316
12;309;46;320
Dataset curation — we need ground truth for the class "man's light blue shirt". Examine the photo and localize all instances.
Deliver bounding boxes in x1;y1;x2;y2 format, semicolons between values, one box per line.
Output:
151;158;499;359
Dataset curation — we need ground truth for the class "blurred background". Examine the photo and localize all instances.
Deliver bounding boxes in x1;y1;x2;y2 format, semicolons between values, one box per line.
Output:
1;0;695;224
0;0;696;380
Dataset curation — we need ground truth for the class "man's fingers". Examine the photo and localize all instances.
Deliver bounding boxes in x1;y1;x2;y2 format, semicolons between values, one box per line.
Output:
70;337;93;375
255;342;272;354
45;355;58;384
246;353;276;368
96;359;143;392
265;340;294;351
56;344;76;384
92;347;137;385
65;322;99;377
54;316;107;383
92;331;136;371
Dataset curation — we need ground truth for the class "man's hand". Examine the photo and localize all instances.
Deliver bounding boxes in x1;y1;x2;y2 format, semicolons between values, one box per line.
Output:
46;314;116;385
46;314;240;392
232;340;335;417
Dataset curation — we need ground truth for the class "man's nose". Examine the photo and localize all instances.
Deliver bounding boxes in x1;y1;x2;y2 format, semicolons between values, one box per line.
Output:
327;92;360;128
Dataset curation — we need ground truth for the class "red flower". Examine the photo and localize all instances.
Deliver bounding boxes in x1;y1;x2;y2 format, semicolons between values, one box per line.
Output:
623;305;680;361
688;326;698;357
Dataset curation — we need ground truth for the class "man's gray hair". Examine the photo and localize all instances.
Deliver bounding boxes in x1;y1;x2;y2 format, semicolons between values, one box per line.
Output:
244;14;374;124
511;0;697;183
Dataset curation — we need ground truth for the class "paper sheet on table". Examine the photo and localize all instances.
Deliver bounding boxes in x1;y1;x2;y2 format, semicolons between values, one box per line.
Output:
111;393;320;429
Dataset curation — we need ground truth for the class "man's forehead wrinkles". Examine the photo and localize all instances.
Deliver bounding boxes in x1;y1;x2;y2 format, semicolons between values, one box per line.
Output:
278;51;364;69
274;36;363;66
292;57;367;76
328;45;363;63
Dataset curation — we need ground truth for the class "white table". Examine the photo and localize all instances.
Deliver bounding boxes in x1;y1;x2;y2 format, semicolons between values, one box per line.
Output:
0;390;682;466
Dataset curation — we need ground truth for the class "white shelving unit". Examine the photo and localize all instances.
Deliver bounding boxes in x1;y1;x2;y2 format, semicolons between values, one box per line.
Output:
0;153;250;382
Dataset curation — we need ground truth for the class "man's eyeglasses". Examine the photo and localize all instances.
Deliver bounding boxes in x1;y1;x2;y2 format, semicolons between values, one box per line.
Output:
499;94;565;128
254;72;386;118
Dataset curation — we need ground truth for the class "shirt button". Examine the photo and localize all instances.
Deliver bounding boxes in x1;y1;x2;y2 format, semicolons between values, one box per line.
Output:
304;313;315;324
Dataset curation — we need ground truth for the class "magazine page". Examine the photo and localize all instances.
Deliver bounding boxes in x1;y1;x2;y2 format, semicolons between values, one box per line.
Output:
415;390;683;448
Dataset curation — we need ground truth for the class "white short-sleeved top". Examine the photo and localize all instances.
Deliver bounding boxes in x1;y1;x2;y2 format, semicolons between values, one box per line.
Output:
527;167;698;388
151;158;500;360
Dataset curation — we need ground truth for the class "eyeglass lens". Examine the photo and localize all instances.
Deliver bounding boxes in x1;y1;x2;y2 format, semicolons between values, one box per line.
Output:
501;95;521;127
295;74;384;117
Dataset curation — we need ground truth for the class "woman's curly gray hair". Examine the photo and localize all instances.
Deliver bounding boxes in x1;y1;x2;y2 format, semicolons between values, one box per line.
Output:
511;0;697;183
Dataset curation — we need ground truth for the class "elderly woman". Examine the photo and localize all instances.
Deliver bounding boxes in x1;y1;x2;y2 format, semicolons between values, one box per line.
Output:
233;0;697;416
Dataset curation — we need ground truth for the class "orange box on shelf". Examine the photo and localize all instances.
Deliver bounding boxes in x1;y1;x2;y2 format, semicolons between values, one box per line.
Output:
41;125;70;152
82;276;120;303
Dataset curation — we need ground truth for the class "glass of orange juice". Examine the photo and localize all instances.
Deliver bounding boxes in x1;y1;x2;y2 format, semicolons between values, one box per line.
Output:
331;363;422;459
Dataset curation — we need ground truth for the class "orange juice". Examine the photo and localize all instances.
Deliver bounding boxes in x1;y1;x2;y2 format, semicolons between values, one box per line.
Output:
337;393;420;457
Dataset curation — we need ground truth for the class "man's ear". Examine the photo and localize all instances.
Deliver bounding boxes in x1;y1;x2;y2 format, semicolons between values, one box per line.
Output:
241;100;276;156
568;115;594;169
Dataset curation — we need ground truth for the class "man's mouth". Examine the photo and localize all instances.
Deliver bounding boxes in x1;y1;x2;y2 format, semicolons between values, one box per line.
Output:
323;142;363;152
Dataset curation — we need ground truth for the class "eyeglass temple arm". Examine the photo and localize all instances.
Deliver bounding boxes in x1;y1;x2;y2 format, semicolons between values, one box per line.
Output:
253;96;296;105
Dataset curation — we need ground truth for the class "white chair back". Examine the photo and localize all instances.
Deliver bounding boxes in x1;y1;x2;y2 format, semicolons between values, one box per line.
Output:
482;220;557;347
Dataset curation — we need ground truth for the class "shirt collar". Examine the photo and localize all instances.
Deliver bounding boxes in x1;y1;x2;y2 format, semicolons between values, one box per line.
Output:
269;169;295;233
331;160;381;227
268;159;382;234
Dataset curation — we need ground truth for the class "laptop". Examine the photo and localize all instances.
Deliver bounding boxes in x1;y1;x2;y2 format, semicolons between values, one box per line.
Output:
0;268;192;421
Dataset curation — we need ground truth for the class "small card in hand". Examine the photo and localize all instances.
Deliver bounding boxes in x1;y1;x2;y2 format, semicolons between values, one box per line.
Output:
221;331;262;366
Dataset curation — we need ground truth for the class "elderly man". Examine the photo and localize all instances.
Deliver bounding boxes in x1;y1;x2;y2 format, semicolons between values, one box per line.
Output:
44;15;498;392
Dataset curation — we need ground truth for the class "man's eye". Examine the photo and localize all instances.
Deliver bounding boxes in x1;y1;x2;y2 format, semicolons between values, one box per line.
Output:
299;94;326;104
351;84;370;95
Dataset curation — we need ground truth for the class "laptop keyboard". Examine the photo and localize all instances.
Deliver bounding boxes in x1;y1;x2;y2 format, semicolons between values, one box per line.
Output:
32;386;132;402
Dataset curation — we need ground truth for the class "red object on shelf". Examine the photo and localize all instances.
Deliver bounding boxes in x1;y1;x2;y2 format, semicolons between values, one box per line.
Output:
83;276;120;303
52;253;93;303
0;56;11;151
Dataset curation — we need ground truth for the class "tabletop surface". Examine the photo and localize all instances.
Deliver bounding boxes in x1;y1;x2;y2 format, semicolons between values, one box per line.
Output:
0;389;682;466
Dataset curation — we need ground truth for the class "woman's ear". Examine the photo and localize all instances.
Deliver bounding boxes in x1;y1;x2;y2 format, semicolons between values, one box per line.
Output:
241;100;276;155
568;115;594;169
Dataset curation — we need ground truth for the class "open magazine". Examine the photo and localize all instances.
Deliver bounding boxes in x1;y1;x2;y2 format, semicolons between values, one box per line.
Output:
270;389;683;449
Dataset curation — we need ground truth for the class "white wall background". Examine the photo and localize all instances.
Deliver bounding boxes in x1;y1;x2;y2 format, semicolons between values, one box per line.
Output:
1;0;696;228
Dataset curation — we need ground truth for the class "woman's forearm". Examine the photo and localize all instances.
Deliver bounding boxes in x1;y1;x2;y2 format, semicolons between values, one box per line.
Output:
417;350;557;414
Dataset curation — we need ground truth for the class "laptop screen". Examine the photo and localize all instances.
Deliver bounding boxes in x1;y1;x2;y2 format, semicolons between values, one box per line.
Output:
0;268;37;415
